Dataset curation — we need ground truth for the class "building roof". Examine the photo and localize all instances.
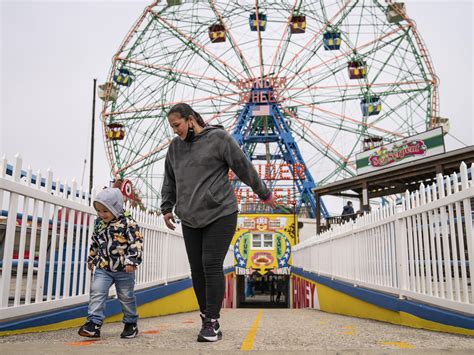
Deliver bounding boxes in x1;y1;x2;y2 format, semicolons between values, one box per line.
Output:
312;146;474;199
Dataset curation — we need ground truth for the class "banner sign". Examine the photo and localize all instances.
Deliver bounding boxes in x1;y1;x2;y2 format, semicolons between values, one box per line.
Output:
355;128;445;174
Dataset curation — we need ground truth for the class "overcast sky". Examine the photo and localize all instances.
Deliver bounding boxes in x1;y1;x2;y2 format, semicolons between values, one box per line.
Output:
1;0;473;206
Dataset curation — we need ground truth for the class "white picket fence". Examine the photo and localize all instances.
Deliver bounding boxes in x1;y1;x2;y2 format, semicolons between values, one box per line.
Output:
0;154;198;320
293;162;474;314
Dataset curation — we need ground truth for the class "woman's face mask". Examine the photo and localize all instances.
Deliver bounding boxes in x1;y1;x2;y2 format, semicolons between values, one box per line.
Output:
184;123;195;142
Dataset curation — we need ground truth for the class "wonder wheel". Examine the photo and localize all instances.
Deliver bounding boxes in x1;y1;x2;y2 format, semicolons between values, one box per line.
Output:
99;0;440;215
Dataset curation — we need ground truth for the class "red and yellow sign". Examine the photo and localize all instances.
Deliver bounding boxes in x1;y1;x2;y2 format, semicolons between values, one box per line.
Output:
232;213;297;276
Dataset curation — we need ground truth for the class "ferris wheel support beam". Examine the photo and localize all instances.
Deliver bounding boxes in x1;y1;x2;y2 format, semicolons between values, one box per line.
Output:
231;87;329;218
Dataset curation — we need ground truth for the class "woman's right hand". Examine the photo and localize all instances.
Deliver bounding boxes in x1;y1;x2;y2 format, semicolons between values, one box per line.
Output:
262;192;278;209
164;212;176;230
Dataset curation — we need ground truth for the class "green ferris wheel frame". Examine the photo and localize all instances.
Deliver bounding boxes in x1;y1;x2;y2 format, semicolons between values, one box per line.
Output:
100;0;439;211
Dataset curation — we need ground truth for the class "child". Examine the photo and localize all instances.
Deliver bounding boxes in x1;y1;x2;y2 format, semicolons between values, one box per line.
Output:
78;187;143;339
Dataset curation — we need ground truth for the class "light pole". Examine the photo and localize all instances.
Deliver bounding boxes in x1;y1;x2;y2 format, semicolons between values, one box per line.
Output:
89;78;97;197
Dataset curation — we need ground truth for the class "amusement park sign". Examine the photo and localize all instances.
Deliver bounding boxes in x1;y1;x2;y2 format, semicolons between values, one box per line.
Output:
234;77;287;104
229;163;306;205
356;128;445;174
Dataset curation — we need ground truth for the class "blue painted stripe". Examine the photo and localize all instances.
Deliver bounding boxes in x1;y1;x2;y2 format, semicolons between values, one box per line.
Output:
0;277;192;331
292;267;474;330
5;163;88;199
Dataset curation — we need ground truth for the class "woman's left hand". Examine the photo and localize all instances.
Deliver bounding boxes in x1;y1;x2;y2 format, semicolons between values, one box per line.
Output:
263;193;278;209
125;265;136;273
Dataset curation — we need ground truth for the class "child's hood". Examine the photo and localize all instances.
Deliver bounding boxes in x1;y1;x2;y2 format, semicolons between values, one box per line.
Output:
94;188;124;218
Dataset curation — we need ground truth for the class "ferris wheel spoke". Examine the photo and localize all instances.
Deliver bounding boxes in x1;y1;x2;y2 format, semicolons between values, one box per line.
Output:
275;0;353;79
267;0;299;75
280;106;354;169
369;89;429;133
105;92;240;118
150;10;245;81
208;0;257;79
125;121;170;166
117;101;241;176
117;57;237;89
203;102;241;126
254;0;265;80
285;79;428;93
282;96;403;139
291;126;356;178
280;24;410;93
116;139;171;176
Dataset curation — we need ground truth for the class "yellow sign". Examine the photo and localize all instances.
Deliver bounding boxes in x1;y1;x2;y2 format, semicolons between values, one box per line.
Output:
232;213;297;276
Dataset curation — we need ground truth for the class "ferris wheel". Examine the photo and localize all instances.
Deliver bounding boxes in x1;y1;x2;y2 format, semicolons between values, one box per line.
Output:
99;0;441;214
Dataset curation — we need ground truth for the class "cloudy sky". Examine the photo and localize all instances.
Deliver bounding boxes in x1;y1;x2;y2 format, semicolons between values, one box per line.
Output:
1;0;473;211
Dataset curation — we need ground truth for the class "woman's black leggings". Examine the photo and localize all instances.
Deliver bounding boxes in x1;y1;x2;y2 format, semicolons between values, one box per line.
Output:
181;212;237;319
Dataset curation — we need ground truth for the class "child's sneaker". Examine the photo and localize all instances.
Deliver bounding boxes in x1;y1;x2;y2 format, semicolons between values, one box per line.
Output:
78;321;101;338
197;318;222;342
120;323;138;338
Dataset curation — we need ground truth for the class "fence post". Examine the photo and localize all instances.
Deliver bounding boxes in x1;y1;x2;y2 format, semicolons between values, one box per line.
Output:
460;163;473;303
35;169;53;302
163;231;170;285
0;155;22;307
63;179;77;298
395;192;408;298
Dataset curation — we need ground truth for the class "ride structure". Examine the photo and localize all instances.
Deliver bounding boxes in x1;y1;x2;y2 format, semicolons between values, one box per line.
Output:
99;0;442;217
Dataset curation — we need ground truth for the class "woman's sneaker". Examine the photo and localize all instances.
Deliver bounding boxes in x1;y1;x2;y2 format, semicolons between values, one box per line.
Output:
120;323;139;338
197;318;222;342
78;321;101;338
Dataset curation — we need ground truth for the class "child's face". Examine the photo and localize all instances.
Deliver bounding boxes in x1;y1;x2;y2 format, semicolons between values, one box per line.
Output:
94;202;114;223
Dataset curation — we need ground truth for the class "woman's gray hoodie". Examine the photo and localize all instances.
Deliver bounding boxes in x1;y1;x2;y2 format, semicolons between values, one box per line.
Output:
160;126;270;228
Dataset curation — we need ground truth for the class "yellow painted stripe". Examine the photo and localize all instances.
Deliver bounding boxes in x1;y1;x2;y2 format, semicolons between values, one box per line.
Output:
382;341;416;349
240;309;263;351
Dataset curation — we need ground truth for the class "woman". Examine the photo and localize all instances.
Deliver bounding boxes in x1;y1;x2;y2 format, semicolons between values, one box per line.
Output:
161;103;277;342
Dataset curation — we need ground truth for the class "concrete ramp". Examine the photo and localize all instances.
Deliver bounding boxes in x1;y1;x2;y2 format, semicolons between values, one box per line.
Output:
1;309;473;354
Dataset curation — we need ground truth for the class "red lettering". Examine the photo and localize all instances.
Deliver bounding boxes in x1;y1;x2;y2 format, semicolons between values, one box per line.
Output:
239;92;251;104
287;189;296;206
309;283;316;309
265;164;276;180
293;163;305;180
293;276;299;309
279;164;291;180
234;189;243;204
273;188;283;202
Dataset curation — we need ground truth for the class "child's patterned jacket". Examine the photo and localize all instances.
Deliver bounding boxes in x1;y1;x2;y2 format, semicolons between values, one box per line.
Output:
88;211;143;272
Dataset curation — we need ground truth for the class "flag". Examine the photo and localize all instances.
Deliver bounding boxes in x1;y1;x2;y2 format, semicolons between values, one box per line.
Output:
252;105;271;116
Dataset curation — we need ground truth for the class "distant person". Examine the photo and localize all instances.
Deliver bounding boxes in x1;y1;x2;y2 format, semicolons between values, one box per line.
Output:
161;103;277;342
276;277;286;303
78;188;143;339
341;201;355;222
245;276;254;298
270;276;276;302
